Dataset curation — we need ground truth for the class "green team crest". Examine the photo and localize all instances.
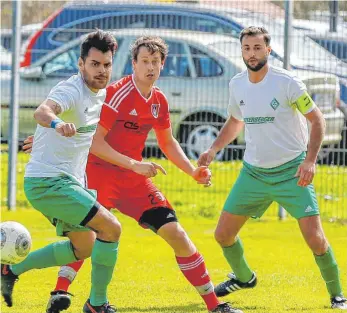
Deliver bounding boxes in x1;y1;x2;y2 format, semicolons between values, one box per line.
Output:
270;98;280;110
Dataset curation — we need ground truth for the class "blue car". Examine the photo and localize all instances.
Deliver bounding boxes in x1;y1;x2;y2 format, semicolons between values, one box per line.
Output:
22;2;347;106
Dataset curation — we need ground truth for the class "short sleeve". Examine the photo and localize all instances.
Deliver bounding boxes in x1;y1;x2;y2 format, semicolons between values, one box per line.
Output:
227;80;243;121
288;76;316;114
153;95;171;130
47;81;78;112
99;103;118;131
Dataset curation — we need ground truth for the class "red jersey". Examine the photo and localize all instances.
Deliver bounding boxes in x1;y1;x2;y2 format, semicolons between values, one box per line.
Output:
88;75;171;181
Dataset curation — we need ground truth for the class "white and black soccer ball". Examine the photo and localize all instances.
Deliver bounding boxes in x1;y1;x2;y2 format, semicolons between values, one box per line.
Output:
0;221;32;265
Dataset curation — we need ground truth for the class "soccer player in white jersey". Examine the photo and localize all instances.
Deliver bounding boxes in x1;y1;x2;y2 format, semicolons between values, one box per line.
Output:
1;30;121;313
198;26;347;310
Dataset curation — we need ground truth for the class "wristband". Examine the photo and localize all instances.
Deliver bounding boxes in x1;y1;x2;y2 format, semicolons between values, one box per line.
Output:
50;118;63;129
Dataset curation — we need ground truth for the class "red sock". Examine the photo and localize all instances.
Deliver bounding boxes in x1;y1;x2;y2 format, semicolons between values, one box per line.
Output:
176;251;219;311
54;260;84;292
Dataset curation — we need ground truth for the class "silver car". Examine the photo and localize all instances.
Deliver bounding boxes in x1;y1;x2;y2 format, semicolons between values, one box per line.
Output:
1;29;344;160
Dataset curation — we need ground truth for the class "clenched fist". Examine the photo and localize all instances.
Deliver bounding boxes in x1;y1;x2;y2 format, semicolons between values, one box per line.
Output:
197;148;217;167
55;122;77;137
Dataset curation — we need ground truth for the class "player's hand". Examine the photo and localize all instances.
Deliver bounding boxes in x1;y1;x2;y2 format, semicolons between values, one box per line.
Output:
55;122;77;137
197;148;216;167
192;166;212;187
133;161;167;178
22;135;34;153
295;160;316;187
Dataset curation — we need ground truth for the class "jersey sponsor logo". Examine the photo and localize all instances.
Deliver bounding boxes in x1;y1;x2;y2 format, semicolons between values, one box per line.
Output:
151;103;160;118
244;117;275;124
76;123;98;133
270;98;280;110
124;121;139;130
129;109;138;116
119;120;152;133
239;100;245;106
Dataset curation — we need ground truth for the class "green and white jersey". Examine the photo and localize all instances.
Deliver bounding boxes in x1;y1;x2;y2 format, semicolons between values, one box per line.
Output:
228;65;316;168
25;73;106;184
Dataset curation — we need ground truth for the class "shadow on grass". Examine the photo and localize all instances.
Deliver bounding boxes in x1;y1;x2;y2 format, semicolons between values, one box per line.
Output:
119;304;205;312
119;304;265;312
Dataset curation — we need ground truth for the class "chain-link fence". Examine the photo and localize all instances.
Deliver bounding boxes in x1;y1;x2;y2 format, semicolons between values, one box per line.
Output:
1;0;346;220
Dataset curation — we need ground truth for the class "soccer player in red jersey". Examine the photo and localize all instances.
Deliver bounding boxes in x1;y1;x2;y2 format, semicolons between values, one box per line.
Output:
25;36;243;313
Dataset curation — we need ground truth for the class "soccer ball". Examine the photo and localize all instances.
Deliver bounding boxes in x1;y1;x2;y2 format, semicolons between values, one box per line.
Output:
0;221;32;265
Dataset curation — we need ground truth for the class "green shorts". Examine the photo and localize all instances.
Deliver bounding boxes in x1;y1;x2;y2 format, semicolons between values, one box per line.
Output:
24;175;97;236
223;152;319;219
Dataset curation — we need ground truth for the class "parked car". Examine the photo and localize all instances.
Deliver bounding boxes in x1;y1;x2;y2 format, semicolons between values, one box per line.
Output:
2;29;344;160
20;2;347;116
282;18;347;118
0;23;42;52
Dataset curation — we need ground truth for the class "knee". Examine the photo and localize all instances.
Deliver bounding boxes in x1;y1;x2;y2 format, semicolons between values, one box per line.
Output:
101;218;122;242
168;227;189;243
214;227;236;247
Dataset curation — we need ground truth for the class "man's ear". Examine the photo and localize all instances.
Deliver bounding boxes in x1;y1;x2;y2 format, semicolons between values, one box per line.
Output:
78;57;84;70
267;45;272;56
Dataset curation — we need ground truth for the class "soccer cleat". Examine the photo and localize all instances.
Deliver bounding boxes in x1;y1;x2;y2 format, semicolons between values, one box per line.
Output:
46;290;73;313
1;264;19;307
210;302;244;313
331;296;347;309
215;272;257;297
83;299;117;313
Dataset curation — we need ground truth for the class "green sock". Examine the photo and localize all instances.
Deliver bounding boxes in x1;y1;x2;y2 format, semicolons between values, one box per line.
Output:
90;239;119;306
314;246;342;297
11;240;77;276
222;237;253;283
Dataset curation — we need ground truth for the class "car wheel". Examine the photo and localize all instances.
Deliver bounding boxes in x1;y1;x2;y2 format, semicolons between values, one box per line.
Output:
179;114;226;161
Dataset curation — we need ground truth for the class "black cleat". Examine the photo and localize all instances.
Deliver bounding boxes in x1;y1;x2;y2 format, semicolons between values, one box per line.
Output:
83;299;117;313
215;272;257;297
46;290;73;313
210;302;244;313
1;264;18;307
331;296;347;310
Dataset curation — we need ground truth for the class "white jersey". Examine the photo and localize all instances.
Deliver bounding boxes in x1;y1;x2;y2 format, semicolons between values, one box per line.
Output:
25;73;106;184
228;65;316;168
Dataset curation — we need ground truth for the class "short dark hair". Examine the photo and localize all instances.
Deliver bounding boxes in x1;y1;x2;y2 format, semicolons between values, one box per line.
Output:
80;30;118;61
239;26;271;46
130;36;168;61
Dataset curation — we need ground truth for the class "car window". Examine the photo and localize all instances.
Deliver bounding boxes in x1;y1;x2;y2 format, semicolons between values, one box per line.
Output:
123;40;191;77
43;47;79;77
44;39;123;77
190;46;223;77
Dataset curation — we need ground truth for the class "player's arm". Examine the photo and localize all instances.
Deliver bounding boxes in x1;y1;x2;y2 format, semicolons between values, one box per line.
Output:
155;127;211;186
304;107;325;164
294;92;325;186
197;116;244;167
90;125;166;178
34;99;62;127
34;99;76;137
